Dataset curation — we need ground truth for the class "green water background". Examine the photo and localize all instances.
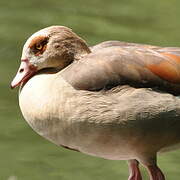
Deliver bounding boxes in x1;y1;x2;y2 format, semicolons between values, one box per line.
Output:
1;0;180;179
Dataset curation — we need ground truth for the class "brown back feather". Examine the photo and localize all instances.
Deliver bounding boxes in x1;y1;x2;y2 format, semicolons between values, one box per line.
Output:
61;41;180;95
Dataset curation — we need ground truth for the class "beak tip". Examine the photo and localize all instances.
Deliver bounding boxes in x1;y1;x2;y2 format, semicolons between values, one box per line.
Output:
10;82;15;89
10;79;19;89
11;60;37;89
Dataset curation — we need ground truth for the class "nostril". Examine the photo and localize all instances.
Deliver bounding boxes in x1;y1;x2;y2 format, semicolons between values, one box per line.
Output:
19;68;24;73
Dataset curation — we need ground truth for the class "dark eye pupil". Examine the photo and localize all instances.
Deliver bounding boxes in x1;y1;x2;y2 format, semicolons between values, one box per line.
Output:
33;38;48;53
36;44;42;49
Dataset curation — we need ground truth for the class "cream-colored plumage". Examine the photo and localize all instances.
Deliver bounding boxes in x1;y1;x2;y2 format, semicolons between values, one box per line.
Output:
19;70;180;162
12;26;180;180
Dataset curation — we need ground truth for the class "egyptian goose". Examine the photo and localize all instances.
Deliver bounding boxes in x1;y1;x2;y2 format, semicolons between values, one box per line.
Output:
11;26;180;180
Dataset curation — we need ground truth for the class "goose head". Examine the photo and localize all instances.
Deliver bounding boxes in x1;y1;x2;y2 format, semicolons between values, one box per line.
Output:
11;26;91;88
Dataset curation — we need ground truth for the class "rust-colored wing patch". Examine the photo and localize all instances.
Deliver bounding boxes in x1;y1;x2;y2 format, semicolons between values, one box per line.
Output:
161;52;180;64
147;60;180;84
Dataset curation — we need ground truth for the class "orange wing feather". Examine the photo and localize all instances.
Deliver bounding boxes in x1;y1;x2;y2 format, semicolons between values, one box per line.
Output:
147;52;180;84
161;52;180;63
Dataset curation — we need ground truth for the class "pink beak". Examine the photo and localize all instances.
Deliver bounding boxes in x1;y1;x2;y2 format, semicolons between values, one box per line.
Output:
11;59;37;89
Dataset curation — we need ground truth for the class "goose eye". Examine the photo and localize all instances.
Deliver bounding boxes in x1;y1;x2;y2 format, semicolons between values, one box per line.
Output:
35;44;43;50
29;36;48;55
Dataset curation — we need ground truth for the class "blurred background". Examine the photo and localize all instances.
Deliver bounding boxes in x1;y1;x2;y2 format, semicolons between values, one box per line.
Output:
1;0;180;179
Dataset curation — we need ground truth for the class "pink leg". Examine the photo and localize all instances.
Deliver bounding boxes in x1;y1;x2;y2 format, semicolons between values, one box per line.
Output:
128;160;142;180
147;165;165;180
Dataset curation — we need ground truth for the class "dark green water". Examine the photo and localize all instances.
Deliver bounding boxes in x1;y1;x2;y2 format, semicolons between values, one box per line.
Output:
1;0;180;179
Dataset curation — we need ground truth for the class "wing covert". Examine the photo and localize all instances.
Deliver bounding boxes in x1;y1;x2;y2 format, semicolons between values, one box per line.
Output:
61;46;180;95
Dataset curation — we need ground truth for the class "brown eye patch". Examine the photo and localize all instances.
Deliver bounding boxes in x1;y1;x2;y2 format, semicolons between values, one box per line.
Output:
29;36;49;56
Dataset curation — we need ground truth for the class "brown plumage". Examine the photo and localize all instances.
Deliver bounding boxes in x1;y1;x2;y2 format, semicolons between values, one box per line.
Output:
11;26;180;180
62;42;180;95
